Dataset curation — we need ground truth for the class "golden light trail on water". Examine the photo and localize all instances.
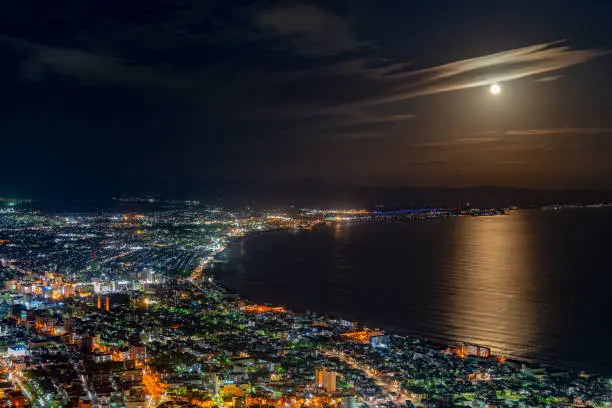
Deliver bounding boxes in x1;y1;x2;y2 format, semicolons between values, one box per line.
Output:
448;214;537;358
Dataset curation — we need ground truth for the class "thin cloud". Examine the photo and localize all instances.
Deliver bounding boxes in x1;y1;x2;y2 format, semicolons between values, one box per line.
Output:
412;137;497;147
334;132;387;140
480;144;553;153
411;136;552;153
4;20;609;145
336;113;416;127
450;130;499;138
254;4;364;56
407;160;449;166
3;36;183;89
497;160;530;166
535;75;563;82
349;41;610;107
364;113;416;123
269;40;609;124
506;128;612;135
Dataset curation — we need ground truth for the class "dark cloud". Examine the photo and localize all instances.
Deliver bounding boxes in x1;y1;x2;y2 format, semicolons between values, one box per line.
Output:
228;41;609;137
3;36;184;89
253;4;365;56
2;0;612;193
3;16;608;143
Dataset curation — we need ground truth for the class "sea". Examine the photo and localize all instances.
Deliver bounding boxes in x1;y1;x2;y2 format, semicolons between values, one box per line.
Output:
215;208;612;375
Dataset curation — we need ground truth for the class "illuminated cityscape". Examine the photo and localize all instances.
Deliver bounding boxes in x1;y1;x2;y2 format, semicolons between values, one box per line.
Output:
0;202;608;407
3;0;612;405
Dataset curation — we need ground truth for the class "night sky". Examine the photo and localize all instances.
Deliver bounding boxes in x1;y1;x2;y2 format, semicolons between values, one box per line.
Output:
2;1;612;198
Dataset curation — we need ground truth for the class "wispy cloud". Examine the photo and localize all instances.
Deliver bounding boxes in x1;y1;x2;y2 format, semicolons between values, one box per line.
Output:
496;160;530;166
506;128;612;135
335;113;416;127
267;40;609;125
480;144;553;153
450;130;499;138
411;135;553;153
254;4;365;56
412;137;497;147
535;75;563;82
363;113;416;123
4;13;609;145
334;132;387;140
406;160;449;166
344;41;610;107
408;127;612;151
3;36;183;89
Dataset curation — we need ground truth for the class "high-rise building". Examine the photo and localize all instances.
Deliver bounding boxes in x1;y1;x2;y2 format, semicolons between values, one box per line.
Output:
26;310;35;323
316;367;337;392
342;395;356;408
62;333;74;345
79;335;93;354
64;318;74;333
10;305;23;320
207;373;220;395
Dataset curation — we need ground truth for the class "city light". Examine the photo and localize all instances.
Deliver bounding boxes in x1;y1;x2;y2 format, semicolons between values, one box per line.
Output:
0;202;606;408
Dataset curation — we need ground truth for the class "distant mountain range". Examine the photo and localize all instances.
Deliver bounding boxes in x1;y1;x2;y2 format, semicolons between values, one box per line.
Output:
6;179;612;210
193;179;612;209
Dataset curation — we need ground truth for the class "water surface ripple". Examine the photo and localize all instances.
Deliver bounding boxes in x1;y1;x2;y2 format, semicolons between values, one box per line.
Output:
216;209;612;374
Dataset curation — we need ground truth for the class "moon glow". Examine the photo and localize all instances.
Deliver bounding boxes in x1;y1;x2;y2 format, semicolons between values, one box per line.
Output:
490;84;501;95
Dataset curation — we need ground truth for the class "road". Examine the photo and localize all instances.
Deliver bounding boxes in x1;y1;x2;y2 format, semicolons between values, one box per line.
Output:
322;348;415;406
11;370;49;407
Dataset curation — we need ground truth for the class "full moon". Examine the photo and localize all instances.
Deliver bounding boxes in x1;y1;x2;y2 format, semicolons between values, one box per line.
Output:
490;83;501;95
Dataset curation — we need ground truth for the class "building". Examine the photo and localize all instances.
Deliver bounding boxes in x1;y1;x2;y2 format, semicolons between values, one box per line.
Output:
342;395;356;408
129;343;146;361
64;317;74;333
92;352;113;363
62;333;74;345
62;284;75;297
78;397;93;408
316;367;337;392
7;345;28;357
9;391;27;408
79;335;94;354
461;344;491;358
370;334;390;348
120;370;142;383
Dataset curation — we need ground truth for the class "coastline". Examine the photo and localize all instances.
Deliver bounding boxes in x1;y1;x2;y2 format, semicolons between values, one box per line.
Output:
205;221;610;378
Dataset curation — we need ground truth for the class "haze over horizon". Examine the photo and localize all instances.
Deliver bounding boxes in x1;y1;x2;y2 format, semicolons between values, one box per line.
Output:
3;1;612;197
